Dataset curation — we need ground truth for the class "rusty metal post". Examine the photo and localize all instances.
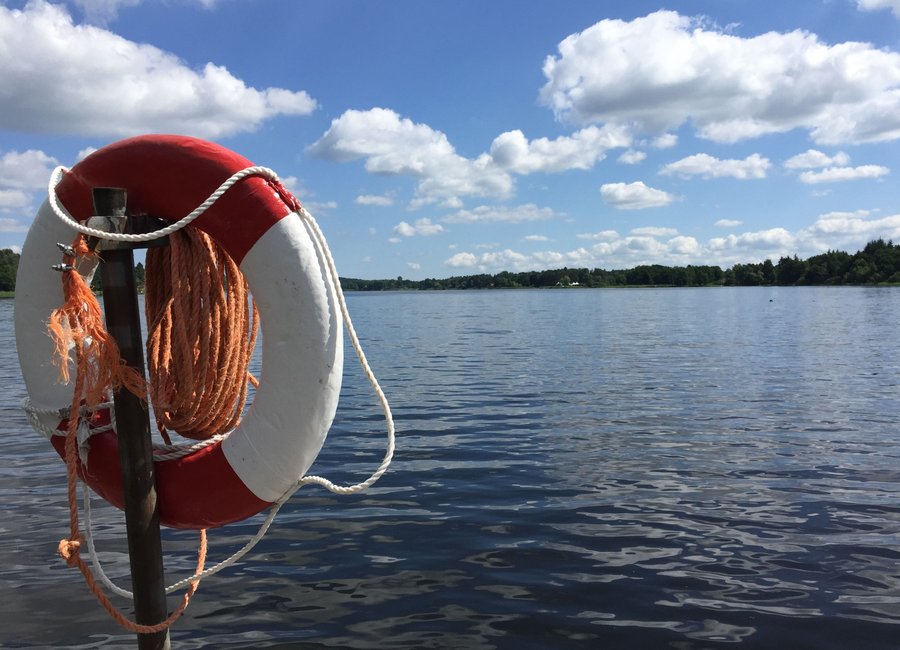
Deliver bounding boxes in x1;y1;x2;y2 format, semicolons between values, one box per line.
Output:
93;188;170;650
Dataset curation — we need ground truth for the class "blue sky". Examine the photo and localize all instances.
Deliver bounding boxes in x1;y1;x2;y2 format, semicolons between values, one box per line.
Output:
2;0;900;279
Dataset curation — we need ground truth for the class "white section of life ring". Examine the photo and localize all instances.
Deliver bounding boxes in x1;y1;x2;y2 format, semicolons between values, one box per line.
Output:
224;211;343;502
15;200;95;431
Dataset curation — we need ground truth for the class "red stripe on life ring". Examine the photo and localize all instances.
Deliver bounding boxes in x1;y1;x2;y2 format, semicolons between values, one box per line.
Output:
55;134;291;264
50;426;269;529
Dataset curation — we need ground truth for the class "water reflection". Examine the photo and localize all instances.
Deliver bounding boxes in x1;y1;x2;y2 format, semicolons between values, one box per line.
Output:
2;288;900;648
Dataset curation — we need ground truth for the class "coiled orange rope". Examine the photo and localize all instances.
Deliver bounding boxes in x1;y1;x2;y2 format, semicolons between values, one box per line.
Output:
48;228;257;633
145;227;258;442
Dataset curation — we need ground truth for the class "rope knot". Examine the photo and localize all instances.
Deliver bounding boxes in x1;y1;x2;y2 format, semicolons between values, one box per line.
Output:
58;534;84;566
270;178;301;212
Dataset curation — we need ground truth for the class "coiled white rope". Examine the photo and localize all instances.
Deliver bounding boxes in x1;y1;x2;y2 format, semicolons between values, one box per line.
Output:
37;165;396;598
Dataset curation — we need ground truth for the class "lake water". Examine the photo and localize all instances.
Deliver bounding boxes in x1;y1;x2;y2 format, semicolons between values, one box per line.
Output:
2;286;900;649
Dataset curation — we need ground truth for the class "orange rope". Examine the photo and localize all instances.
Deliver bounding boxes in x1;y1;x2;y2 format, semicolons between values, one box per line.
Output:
48;230;257;633
145;228;258;440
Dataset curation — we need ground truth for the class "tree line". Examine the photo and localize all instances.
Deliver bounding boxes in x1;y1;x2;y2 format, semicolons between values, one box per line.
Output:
340;239;900;291
1;239;898;294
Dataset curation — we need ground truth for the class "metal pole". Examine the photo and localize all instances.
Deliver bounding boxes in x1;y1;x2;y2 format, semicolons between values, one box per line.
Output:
93;188;170;650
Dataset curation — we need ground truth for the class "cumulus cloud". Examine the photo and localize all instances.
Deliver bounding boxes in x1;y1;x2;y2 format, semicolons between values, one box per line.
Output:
311;109;634;207
489;124;630;173
631;226;678;237
652;134;678;149
799;165;889;184
356;194;395;207
445;252;478;268
709;228;797;255
661;153;770;179
804;210;900;250
0;149;59;190
539;10;900;145
784;149;850;169
443;204;561;224
524;235;549;242
0;2;316;138
714;219;743;228
71;0;140;24
0;148;58;213
444;210;900;274
0;190;32;212
618;150;647;165
0;216;29;231
392;218;445;237
600;181;675;209
857;0;900;17
309;108;513;206
577;230;619;241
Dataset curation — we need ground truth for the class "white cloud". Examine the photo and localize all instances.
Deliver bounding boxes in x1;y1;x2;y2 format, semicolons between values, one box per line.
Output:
311;110;633;207
0;189;31;212
540;10;900;145
447;210;900;274
407;261;421;270
445;252;478;268
857;0;900;18
356;194;395;207
0;216;29;231
76;147;97;161
304;200;338;213
0;190;31;212
443;203;561;224
799;210;900;254
0;2;316;138
600;181;675;210
577;230;619;241
661;153;770;179
71;0;140;24
709;228;797;255
652;133;678;149
784;149;850;169
392;218;445;237
489;124;630;173
806;210;900;238
631;226;678;237
799;165;889;184
0;149;59;190
714;219;743;228
618;150;647;165
524;235;549;242
309;108;513;206
668;235;702;255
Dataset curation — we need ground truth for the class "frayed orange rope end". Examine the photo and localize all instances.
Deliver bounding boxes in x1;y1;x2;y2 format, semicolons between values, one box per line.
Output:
58;535;83;567
48;236;146;407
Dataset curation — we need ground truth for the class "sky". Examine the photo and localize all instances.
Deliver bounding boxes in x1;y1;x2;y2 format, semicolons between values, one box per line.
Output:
2;0;900;280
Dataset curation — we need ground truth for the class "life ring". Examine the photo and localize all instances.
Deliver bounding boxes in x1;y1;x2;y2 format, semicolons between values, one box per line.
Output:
15;134;343;529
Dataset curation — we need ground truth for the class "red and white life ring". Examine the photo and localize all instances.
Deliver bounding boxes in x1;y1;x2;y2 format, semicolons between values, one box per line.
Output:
15;134;343;529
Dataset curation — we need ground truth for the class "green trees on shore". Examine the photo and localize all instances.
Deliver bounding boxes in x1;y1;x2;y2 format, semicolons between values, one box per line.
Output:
1;239;898;294
341;239;900;291
0;249;19;292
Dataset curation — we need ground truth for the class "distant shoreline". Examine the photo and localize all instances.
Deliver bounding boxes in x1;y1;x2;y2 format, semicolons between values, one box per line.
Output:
2;239;897;295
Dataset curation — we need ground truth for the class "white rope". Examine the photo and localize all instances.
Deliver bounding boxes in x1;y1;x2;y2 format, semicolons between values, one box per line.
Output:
22;398;222;461
152;434;227;461
47;165;279;242
35;166;395;592
295;205;396;495
83;482;132;599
